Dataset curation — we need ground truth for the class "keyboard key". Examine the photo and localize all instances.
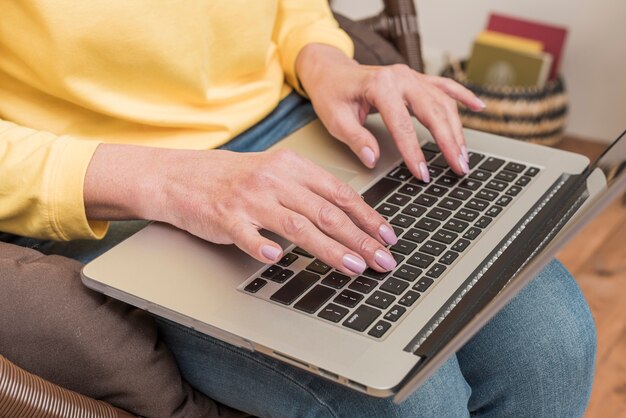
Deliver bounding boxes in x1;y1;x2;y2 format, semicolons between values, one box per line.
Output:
463;227;482;240
525;167;541;177
408;252;435;268
392;252;405;265
485;180;508;192
377;203;400;217
475;216;493;229
399;290;420;307
477;189;498;202
438;197;462;211
466;198;489;212
436;176;459;187
395;264;422;282
349;276;378;294
422;142;440;153
366;291;396;309
424;185;449;197
416;218;440;232
449;187;473;201
318;303;350;323
390;239;417;255
261;265;283;280
495;171;517;182
334;289;364;308
515;176;532;187
452;238;471;252
495;195;513;206
443;218;469;233
380;277;409;295
469;170;491;181
439;250;459;265
398;184;421;196
427;166;444;178
414;194;438;207
402;203;427;218
273;269;294;283
384;305;407;322
458;178;482;191
503;162;526;173
506;186;523;196
278;253;298;267
363;177;402;207
467;152;485;169
403;228;428;244
387;193;411;206
413;277;434;292
391;214;416;228
422;150;437;162
432;230;458;244
486;205;503;217
368;320;392;338
426;263;446;279
244;278;267;293
270;271;319;305
294;285;336;314
426;207;452;221
387;167;412;181
455;208;479;222
363;268;390;280
306;260;331;275
322;272;351;289
430;154;449;169
479;157;505;172
293;247;313;258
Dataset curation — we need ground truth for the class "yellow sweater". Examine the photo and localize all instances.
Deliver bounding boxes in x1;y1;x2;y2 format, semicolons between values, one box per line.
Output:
0;0;353;240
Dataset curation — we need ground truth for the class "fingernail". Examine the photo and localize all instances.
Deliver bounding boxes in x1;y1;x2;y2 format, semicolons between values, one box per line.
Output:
343;254;367;275
476;98;486;110
261;245;282;262
461;145;469;163
375;249;397;271
458;155;470;175
361;147;376;168
419;162;430;183
379;224;398;246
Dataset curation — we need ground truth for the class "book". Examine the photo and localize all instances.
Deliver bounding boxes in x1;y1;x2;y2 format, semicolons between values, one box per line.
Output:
466;34;553;87
476;30;544;54
487;13;568;80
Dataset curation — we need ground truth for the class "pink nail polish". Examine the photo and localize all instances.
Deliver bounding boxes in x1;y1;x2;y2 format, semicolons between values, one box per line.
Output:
361;147;376;168
458;155;470;175
476;98;487;110
379;224;398;245
461;145;469;163
261;245;282;262
343;254;367;275
375;250;397;271
419;162;430;183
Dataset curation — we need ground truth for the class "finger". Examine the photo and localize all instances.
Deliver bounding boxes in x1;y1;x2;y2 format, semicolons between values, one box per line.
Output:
425;75;486;112
324;105;381;169
433;88;468;164
228;220;284;264
294;158;399;246
404;88;469;176
279;184;396;271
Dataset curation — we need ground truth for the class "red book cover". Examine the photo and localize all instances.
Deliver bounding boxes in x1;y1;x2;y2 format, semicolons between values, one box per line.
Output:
487;13;568;80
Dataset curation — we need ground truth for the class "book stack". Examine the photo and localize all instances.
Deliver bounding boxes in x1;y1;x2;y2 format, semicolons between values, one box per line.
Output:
466;13;568;88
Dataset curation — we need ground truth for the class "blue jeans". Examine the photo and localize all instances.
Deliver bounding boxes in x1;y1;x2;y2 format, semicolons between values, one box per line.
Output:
1;93;596;417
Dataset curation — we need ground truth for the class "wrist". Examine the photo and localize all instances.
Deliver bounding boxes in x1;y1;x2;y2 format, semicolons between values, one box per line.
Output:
295;43;356;95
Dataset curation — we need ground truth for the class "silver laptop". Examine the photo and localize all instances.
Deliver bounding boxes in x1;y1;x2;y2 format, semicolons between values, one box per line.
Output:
82;114;625;403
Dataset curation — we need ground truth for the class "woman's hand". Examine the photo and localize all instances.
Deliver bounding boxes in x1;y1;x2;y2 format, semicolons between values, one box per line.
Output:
296;44;486;182
84;144;399;276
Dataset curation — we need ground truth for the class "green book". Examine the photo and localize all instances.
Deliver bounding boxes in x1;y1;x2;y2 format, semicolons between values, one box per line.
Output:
466;38;553;87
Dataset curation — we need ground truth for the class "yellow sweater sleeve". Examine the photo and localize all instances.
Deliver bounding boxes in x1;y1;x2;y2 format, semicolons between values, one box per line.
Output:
273;0;354;95
0;120;108;240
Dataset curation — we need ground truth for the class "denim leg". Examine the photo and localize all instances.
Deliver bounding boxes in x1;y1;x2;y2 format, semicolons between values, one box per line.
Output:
155;316;472;418
457;259;596;418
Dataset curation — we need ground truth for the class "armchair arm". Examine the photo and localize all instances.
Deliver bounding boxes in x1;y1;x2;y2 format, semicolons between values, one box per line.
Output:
0;355;135;418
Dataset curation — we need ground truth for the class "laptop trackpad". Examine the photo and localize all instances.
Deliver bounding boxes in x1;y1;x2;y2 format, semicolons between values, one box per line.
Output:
317;164;359;183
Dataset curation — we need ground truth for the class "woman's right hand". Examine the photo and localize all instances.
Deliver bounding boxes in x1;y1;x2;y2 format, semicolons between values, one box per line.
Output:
84;144;399;276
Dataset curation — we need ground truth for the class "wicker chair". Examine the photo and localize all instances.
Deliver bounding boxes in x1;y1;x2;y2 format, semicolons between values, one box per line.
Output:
0;2;424;416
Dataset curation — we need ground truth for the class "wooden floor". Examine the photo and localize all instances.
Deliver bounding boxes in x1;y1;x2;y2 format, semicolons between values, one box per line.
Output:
554;137;626;417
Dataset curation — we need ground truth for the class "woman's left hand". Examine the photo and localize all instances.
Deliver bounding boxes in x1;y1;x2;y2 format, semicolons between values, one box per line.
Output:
296;44;486;182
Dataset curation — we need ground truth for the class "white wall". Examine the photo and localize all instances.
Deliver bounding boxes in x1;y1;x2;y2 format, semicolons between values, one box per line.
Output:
333;0;626;142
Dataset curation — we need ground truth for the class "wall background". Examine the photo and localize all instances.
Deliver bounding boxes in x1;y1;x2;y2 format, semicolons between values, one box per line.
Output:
332;0;626;143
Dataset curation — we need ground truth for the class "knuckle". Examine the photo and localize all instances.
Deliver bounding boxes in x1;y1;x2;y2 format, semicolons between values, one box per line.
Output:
396;116;416;137
371;67;395;85
281;213;308;237
228;221;249;243
272;149;300;164
391;63;413;77
356;235;379;258
317;204;345;231
333;182;359;207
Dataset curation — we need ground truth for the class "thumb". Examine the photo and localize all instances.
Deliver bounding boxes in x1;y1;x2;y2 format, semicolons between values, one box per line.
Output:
324;111;381;169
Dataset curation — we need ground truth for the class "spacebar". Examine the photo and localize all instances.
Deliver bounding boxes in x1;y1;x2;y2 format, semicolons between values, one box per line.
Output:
270;271;319;305
362;177;401;207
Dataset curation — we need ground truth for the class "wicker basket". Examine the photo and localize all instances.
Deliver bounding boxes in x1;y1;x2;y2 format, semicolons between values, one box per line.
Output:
440;60;568;146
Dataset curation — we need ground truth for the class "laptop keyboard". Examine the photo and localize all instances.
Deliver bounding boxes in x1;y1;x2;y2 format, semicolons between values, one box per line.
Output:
240;142;541;340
